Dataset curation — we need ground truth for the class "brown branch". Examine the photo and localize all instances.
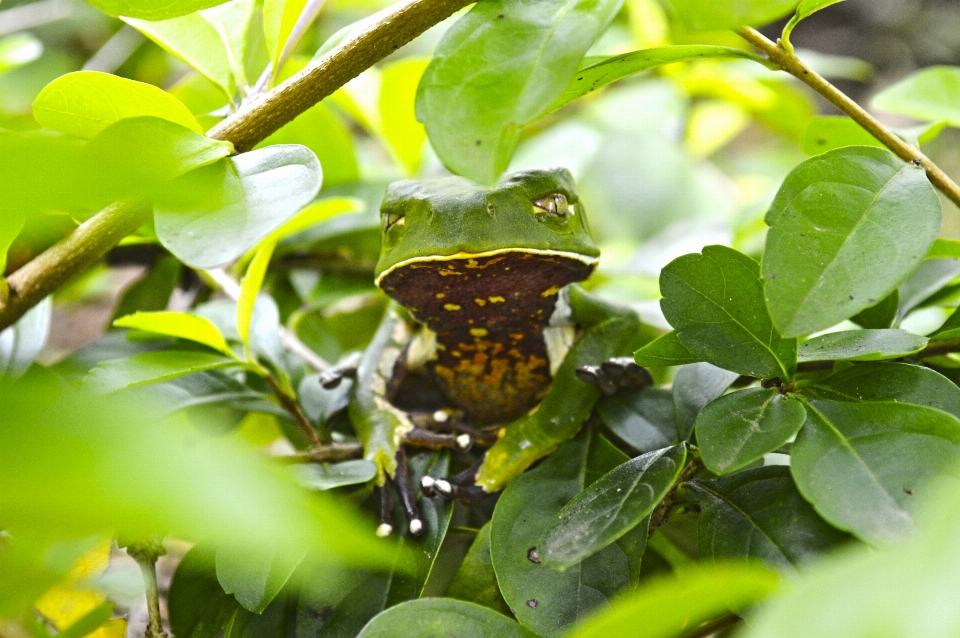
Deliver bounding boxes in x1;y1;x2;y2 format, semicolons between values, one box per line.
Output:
0;0;474;331
263;374;323;446
737;26;960;210
915;337;960;360
281;441;364;463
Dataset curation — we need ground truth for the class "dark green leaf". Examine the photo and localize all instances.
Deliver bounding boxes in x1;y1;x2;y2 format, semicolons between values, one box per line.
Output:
797;329;927;362
696;388;807;475
565;563;779;638
417;0;622;183
294;460;377;490
691;466;847;569
168;546;243;638
872;65;960;127
217;544;306;613
446;523;510;615
763;147;941;337
155;145;322;269
113;255;182;320
356;599;538;638
792;398;960;544
672;363;740;442
660;245;797;378
539;444;685;570
669;0;798;30
633;331;700;367
85;350;240;393
598;387;678;453
547;46;759;115
491;430;641;637
86;0;232;20
800;116;884;156
850;290;898;329
896;258;960;320
800;362;960;419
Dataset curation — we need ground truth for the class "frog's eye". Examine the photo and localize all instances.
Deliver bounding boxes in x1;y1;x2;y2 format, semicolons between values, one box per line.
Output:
533;193;573;218
382;212;405;233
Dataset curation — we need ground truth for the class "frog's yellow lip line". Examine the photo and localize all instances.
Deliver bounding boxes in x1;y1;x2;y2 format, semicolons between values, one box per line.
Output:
375;248;600;287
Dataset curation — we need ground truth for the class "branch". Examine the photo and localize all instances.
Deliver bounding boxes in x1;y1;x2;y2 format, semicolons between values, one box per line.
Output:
126;537;168;638
0;0;474;331
737;26;960;210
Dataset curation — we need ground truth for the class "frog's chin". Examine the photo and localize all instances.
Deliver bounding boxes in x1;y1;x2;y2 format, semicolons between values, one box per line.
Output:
374;247;599;288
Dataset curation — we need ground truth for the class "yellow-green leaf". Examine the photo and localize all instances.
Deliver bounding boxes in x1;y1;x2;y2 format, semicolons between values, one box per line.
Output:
113;311;234;357
379;58;429;175
238;241;276;350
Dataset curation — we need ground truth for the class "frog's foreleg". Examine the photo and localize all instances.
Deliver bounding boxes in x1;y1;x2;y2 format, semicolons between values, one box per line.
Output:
575;356;652;395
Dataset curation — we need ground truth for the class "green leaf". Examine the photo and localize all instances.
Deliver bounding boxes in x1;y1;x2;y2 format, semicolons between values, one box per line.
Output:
669;0;799;30
782;0;846;47
112;254;182;320
798;329;927;362
800;362;960;420
547;45;759;115
660;245;797;378
633;331;700;367
200;0;256;90
33;71;201;139
565;563;779;638
0;34;42;75
800;116;884;155
539;444;686;570
85;0;232;20
926;238;960;259
124;13;235;101
114;311;235;357
491;430;645;636
897;258;960;320
154;144;322;269
263;0;308;75
850;290;898;329
85;350;240;393
691;466;847;569
598;387;678;453
696;388;807;475
672;363;740;442
217;544;306;613
417;0;623;184
380;58;429;175
0;297;50;378
763;147;941;337
0;208;24;277
872;66;960;127
56;602;114;638
792;398;960;544
446;523;510;615
357;599;538;638
932;306;960;340
238;241;275;351
168;546;244;638
293;460;377;490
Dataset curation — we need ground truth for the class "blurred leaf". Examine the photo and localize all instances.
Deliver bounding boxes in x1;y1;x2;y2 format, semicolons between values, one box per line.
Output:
539;444;685;570
417;0;623;183
792;398;960;544
55;602;118;638
598;387;678;453
85;350;241;393
633;330;700;367
491;430;644;637
294;460;377;490
86;0;232;20
0;34;43;75
672;363;739;442
263;0;307;75
238;242;276;352
356;599;538;638
0;297;50;378
670;0;798;30
0;208;25;275
927;238;960;259
565;563;779;638
798;329;927;362
896;258;960;320
112;254;182;320
783;0;846;46
115;311;234;356
660;245;797;378
548;45;759;114
124;13;236;101
696;388;806;475
690;466;847;569
155;144;321;269
200;0;255;90
446;523;510;615
33;71;201;139
872;66;960;127
800;362;960;419
800;117;883;155
850;290;898;330
380;58;428;175
763;147;941;338
217;544;306;613
267;197;361;245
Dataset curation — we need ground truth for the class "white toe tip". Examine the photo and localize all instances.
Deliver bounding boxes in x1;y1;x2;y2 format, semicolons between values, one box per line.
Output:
376;523;393;538
456;434;472;449
421;476;435;488
409;519;424;535
433;410;449;423
435;479;453;495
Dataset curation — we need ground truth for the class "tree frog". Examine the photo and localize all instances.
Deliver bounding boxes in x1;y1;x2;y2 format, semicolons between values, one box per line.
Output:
343;168;648;536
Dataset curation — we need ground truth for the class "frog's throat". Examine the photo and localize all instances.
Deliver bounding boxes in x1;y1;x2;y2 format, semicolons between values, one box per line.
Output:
374;248;599;289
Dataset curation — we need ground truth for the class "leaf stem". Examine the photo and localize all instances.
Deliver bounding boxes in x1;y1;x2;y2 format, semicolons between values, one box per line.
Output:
263;374;324;446
126;538;168;638
737;26;960;210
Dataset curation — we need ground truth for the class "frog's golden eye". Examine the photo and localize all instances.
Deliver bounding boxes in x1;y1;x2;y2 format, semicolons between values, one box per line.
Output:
533;193;572;218
382;212;405;233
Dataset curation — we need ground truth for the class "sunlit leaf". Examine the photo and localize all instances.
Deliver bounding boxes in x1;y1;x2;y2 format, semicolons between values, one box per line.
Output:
800;116;883;155
238;242;276;351
0;34;43;74
872;66;960;127
380;58;429;175
263;0;308;74
86;0;232;20
85;350;241;393
670;0;798;30
114;311;235;357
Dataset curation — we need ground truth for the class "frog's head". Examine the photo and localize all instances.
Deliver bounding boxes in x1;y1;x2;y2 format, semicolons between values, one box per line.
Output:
374;168;599;286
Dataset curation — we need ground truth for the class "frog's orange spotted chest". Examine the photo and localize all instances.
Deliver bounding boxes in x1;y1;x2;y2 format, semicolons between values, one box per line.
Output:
378;251;594;423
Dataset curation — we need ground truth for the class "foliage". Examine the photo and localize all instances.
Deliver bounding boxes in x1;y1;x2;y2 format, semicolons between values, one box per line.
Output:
4;0;960;637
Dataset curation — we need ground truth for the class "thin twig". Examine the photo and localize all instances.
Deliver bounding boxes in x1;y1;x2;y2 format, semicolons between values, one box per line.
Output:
264;374;322;445
737;26;960;210
126;538;168;638
281;441;364;463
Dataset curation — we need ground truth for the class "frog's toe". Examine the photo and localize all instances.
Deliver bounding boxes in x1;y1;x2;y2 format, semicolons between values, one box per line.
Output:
576;357;653;395
420;458;491;505
374;449;426;538
405;426;473;452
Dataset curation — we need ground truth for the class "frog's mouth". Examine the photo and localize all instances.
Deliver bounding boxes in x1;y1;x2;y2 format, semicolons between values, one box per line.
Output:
373;247;599;289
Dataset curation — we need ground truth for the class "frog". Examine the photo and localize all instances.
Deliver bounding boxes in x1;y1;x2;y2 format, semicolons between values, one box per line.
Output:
337;168;650;537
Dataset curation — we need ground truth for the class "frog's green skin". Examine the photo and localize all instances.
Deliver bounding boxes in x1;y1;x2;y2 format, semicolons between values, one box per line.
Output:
349;168;640;492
